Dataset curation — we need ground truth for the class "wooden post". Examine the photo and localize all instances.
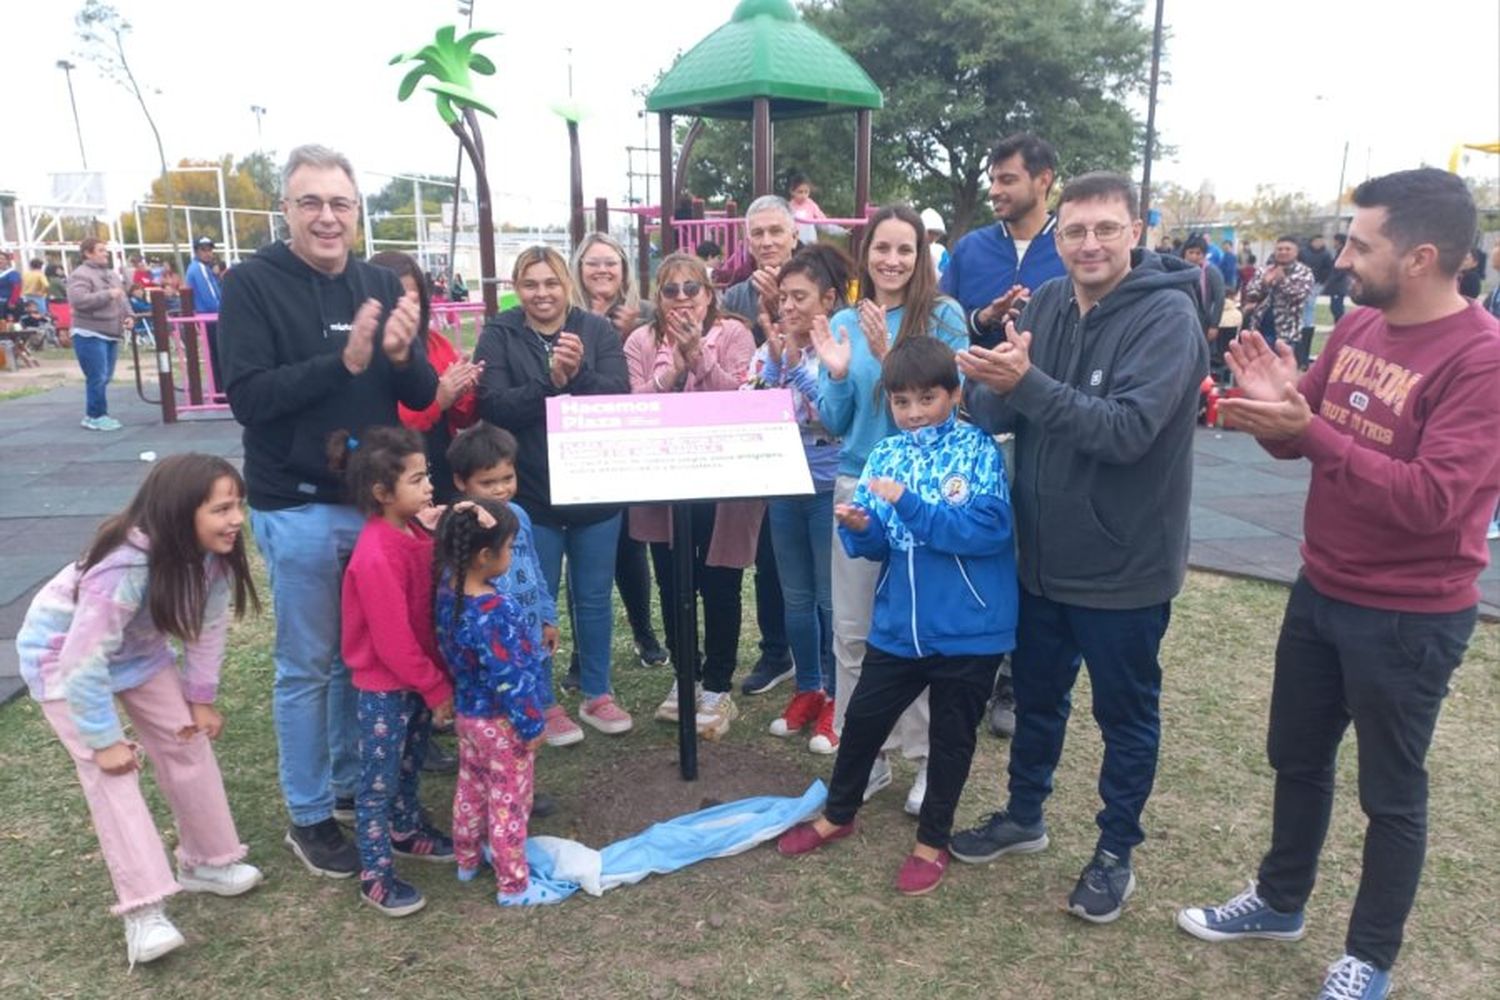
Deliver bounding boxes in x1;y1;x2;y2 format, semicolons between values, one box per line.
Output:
752;97;773;197
593;197;609;234
151;289;176;424
854;109;872;219
658;113;676;254
637;211;651;298
179;287;202;405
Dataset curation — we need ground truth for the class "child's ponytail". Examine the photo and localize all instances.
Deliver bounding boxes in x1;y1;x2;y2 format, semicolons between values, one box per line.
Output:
327;425;425;516
431;497;519;631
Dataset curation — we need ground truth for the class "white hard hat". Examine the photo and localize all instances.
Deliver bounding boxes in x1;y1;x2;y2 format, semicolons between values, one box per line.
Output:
919;208;946;234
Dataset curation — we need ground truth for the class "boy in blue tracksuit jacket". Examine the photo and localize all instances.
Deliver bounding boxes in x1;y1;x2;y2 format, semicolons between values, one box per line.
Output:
776;335;1017;896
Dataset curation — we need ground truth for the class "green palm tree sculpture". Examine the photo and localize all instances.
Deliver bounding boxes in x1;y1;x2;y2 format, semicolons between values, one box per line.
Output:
391;26;501;315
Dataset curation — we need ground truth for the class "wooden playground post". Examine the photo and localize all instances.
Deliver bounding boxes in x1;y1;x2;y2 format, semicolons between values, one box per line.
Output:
150;289;176;424
178;287;203;405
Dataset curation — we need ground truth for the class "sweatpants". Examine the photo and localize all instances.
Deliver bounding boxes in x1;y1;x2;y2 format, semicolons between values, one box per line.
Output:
453;714;535;895
824;645;1000;848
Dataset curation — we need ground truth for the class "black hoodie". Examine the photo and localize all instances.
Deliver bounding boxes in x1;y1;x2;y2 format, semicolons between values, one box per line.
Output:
474;305;630;529
965;249;1208;609
218;241;437;509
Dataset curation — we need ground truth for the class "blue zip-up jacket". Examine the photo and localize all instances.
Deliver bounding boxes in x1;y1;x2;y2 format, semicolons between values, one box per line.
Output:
837;414;1017;658
940;217;1067;347
817;299;967;478
185;258;221;312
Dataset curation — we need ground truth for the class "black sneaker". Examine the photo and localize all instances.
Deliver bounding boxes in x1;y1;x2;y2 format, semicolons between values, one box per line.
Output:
635;636;670;668
332;796;356;825
421;737;459;774
740;655;794;696
949;810;1049;864
532;791;558;818
284;818;359;879
391;826;455;863
1067;849;1137;923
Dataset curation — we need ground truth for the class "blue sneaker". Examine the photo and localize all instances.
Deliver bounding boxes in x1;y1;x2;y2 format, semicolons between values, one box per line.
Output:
1066;849;1136;923
360;877;426;917
1317;955;1391;1000
497;881;569;907
1177;881;1306;942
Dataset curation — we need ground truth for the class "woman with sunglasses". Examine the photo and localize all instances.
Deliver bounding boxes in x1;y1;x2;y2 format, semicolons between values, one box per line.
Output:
810;203;968;815
474;246;634;738
624;252;760;739
567;234;669;673
746;244;854;755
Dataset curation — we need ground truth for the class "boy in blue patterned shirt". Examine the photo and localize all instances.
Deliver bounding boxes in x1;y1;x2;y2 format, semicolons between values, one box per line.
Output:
777;335;1018;896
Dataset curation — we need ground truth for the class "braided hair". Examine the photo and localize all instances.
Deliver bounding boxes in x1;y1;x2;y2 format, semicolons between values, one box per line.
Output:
431;496;519;632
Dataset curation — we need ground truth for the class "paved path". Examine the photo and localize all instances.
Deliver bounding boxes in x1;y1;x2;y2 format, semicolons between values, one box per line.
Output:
1;382;1495;705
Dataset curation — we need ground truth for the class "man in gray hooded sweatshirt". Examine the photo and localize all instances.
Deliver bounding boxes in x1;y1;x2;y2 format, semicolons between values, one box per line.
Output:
950;172;1207;924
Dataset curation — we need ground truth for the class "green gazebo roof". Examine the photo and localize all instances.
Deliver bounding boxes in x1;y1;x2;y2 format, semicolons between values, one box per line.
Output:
646;0;882;121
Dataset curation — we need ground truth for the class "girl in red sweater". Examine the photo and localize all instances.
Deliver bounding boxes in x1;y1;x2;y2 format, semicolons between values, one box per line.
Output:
334;425;456;918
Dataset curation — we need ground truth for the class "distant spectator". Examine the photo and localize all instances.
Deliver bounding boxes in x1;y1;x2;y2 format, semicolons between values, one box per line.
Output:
1218;240;1239;292
185;237;224;390
920;208;950;280
1238;250;1258;292
1182;236;1227;341
66;237;131;432
0;251;19;318
1325;234;1351;323
787;170;829;245
22;258;50;317
1457;247;1484;299
695;240;724;271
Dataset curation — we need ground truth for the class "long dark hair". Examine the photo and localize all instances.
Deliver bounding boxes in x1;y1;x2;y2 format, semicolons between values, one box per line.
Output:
779;243;854;313
431;497;519;632
858;204;952;345
369;250;432;343
76;454;258;641
327;425;425;517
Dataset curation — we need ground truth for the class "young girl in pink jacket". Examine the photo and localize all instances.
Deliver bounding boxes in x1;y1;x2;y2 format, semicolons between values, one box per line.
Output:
17;454;262;968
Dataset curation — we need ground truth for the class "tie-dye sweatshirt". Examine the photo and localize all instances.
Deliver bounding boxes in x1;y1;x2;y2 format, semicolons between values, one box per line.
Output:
16;529;231;750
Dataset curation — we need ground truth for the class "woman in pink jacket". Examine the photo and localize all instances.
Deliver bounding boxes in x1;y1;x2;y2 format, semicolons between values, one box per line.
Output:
624;252;761;739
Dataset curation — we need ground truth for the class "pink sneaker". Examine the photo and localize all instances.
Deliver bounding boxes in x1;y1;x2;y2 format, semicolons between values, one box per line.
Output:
543;705;584;747
579;694;633;735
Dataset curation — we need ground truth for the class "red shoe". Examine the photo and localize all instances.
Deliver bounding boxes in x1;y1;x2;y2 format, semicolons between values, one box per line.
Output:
896;849;950;896
807;698;839;755
777;820;855;857
768;690;826;738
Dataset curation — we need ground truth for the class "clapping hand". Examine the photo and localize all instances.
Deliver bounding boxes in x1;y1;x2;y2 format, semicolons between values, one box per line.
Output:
668;310;702;370
436;360;483;410
758;303;787;366
866;477;905;504
976;284;1029;329
549;332;584;387
833;502;870;532
343;299;382;375
382;293;422;363
856;300;889;362
750;267;781;317
1216;378;1312;441
808;313;850;380
956;319;1032;393
1224;329;1298;402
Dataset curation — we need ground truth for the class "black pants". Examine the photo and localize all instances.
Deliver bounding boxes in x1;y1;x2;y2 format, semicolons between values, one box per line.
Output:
614;520;660;646
754;515;789;662
648;502;744;693
1294;327;1315;369
825;645;1000;848
1256;576;1475;970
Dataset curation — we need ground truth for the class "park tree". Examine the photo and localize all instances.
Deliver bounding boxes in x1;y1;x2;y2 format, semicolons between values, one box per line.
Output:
118;157;280;250
1223;185;1323;243
75;0;183;269
678;0;1152;241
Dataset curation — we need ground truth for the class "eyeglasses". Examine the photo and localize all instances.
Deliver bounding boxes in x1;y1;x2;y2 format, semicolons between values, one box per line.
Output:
291;195;359;217
1056;221;1131;245
582;257;621;270
660;281;703;299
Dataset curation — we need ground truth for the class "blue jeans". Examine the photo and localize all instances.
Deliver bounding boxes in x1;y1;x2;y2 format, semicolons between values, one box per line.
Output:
530;513;620;700
73;334;118;418
769;492;834;695
1301;283;1322;328
1006;589;1171;859
250;503;365;826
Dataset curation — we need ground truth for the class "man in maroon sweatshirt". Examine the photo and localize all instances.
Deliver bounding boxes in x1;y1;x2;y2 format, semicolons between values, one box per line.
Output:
1176;169;1500;1000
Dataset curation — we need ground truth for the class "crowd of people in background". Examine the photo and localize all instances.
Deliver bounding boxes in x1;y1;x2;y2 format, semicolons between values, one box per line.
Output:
13;136;1500;1000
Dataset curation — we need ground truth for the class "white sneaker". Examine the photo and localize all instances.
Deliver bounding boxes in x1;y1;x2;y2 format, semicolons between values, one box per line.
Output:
81;416;100;430
122;903;185;968
177;860;264;897
904;762;929;816
696;690;738;740
1488;520;1499;541
94;415;124;431
655;680;700;723
863;753;893;801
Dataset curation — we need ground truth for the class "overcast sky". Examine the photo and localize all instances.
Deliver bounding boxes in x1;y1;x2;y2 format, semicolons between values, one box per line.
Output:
7;0;1499;226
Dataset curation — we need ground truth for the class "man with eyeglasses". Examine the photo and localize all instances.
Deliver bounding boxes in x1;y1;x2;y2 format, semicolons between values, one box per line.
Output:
218;144;437;881
952;172;1207;925
721;194;799;696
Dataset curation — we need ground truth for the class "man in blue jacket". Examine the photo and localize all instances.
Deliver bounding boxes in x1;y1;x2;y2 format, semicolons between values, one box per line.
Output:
184;236;223;391
951;172;1207;924
940;133;1069;350
218;144;437;882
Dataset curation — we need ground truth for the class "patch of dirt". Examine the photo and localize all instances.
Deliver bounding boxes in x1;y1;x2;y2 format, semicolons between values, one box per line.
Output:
557;741;816;847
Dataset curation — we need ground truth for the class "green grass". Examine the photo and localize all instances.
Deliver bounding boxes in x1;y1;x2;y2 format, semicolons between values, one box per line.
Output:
0;570;1495;999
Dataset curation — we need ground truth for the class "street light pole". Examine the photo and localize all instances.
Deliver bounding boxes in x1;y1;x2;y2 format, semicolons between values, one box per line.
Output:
1137;0;1165;247
57;59;88;169
250;104;267;152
